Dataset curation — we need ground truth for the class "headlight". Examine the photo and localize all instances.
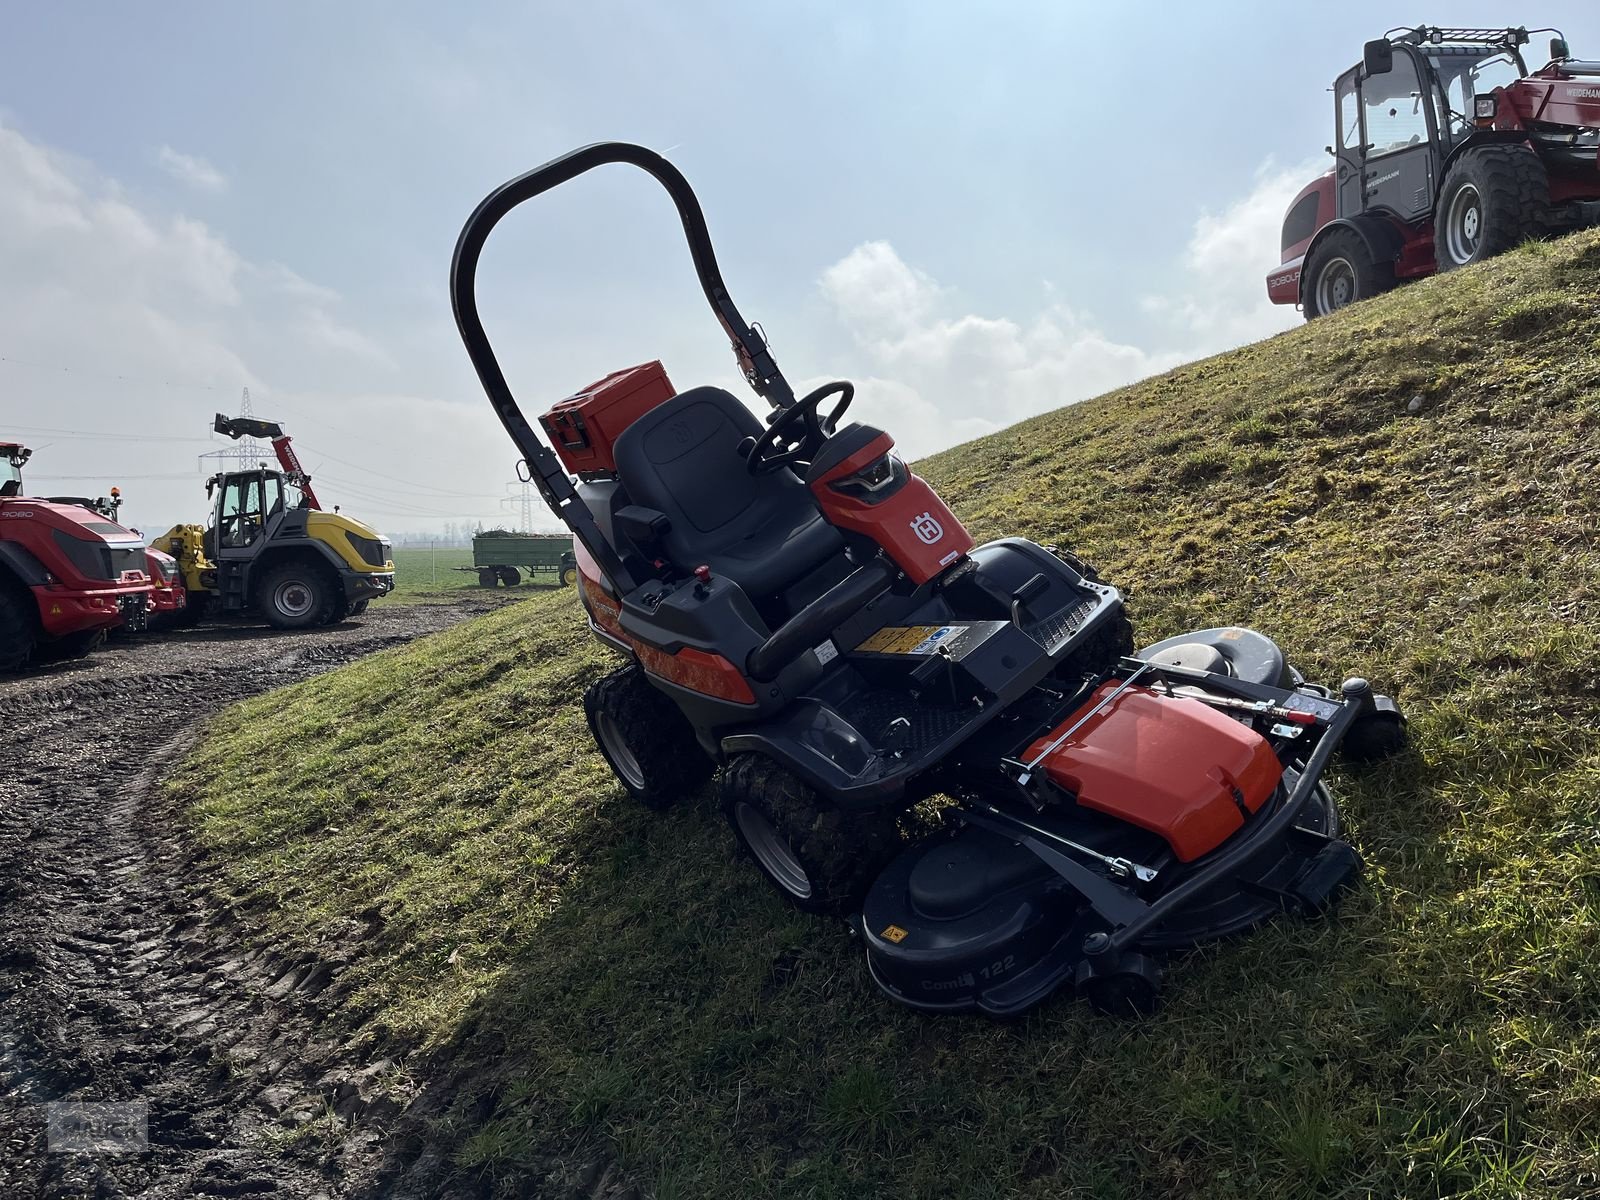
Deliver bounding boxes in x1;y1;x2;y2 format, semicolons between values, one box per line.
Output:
345;531;389;567
1475;94;1498;120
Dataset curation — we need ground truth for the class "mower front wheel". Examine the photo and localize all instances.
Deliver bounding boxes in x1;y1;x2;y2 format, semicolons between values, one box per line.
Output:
721;754;899;916
584;664;714;810
1302;229;1395;319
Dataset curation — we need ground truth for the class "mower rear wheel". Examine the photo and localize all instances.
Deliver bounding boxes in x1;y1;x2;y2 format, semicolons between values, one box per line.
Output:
1303;229;1395;319
259;561;334;631
721;754;900;916
584;664;714;810
0;585;38;671
1437;145;1548;271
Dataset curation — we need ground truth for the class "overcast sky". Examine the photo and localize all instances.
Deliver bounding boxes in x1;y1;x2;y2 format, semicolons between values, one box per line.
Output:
3;1;1595;536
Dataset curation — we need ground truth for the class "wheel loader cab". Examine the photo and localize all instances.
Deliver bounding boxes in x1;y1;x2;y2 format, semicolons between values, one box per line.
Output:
610;386;848;608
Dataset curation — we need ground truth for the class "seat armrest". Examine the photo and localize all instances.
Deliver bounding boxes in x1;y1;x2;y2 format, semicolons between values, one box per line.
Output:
615;505;672;545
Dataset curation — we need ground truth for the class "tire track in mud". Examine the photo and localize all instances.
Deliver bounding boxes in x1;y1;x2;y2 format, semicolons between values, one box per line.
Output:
0;601;506;1198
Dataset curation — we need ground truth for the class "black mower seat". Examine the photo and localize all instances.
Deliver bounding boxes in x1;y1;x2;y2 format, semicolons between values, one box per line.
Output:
612;386;844;597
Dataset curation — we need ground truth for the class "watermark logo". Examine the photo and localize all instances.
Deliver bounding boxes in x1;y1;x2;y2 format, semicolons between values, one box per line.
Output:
910;512;943;545
46;1102;148;1154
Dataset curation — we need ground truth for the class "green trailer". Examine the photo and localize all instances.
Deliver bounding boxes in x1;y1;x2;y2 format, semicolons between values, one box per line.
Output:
462;531;578;588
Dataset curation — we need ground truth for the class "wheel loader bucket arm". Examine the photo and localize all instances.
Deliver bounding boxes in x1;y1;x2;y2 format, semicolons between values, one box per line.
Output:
213;413;286;441
212;413;322;510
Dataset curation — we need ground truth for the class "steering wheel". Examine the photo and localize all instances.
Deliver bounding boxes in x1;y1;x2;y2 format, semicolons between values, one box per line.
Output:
744;381;854;476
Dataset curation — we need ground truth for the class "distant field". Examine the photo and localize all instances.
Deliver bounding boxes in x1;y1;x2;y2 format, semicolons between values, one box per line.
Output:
390;547;478;599
390;546;574;600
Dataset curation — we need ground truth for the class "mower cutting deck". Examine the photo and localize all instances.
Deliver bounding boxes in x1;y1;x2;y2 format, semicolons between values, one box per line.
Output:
451;143;1409;1016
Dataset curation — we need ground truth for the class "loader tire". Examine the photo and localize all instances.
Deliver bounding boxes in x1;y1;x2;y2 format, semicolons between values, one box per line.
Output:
1437;145;1548;271
584;663;714;810
321;592;351;626
0;585;39;671
721;754;900;916
259;561;334;631
34;628;105;663
1303;228;1396;318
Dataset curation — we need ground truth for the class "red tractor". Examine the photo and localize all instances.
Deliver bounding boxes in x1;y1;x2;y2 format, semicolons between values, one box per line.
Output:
41;489;189;629
1269;25;1600;317
0;440;155;669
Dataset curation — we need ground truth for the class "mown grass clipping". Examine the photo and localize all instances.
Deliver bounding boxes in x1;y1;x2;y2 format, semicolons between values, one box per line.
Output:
173;230;1600;1199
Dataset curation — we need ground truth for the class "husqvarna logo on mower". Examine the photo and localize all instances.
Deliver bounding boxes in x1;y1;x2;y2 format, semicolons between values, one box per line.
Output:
910;512;943;544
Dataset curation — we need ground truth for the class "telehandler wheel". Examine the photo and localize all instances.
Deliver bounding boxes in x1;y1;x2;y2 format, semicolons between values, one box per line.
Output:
1302;228;1396;318
0;586;39;671
721;754;900;916
1437;145;1548;271
584;663;714;810
259;561;334;631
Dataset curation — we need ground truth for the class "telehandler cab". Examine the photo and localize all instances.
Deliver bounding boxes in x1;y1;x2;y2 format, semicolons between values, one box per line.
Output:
1270;23;1600;316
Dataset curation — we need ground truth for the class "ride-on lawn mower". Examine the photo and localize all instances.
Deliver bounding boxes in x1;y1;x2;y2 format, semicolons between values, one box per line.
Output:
452;144;1409;1016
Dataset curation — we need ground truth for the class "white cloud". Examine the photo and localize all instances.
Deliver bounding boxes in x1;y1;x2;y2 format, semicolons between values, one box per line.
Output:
817;242;1183;459
1142;160;1324;346
156;144;228;193
815;162;1325;459
0;120;505;532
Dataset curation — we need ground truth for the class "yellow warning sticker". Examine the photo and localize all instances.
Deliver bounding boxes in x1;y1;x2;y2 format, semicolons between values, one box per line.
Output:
856;625;963;656
881;924;909;944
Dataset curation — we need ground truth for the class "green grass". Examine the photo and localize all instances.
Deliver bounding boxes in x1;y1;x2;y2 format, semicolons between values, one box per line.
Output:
390;546;479;599
390;546;569;601
172;230;1600;1198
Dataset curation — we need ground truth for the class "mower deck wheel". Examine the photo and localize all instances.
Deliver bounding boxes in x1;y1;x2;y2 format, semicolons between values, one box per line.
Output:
1075;951;1163;1018
721;754;900;916
584;663;714;810
1302;228;1396;318
1340;711;1410;765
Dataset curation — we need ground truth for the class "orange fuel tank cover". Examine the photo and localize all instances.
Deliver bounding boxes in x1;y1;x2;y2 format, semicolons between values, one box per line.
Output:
1024;684;1284;862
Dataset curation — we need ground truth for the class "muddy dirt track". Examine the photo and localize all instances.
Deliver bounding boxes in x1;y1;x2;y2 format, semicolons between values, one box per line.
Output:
0;598;510;1198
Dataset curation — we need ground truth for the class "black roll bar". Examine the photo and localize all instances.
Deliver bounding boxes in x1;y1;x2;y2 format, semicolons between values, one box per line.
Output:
450;143;798;593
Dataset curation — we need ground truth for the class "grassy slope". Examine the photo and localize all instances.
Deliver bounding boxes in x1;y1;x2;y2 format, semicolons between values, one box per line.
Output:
173;233;1600;1199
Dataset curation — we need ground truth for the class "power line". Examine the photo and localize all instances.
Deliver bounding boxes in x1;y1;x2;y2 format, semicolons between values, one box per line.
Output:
296;443;507;499
5;424;215;444
0;353;225;393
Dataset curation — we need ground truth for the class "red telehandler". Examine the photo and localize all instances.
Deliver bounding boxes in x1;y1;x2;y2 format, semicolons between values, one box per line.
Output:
0;440;154;669
1270;24;1600;317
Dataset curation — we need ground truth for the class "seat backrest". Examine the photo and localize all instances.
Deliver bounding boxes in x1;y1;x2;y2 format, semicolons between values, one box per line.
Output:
611;386;821;566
